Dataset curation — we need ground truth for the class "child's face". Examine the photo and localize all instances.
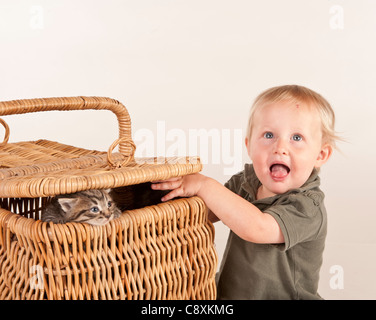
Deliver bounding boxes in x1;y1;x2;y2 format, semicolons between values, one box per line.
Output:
246;100;332;198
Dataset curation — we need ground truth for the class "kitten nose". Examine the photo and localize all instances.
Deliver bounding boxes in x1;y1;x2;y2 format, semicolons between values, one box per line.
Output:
104;211;112;218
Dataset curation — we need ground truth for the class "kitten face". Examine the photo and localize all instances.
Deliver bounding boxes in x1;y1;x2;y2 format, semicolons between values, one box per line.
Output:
50;189;121;225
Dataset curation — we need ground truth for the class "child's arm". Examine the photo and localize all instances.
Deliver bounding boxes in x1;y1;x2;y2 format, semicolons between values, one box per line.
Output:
151;173;284;244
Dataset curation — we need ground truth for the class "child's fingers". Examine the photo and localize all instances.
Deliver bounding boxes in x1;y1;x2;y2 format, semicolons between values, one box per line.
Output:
160;190;176;202
151;177;182;184
161;188;185;202
151;178;183;190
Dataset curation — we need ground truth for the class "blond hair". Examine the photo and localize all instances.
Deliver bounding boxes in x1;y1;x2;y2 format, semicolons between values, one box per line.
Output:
246;85;340;148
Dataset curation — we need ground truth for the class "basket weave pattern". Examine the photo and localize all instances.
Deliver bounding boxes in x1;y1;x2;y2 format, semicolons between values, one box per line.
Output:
0;97;217;300
0;196;216;300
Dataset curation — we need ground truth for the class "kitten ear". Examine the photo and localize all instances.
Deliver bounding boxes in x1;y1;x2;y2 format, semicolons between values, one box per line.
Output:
58;197;79;212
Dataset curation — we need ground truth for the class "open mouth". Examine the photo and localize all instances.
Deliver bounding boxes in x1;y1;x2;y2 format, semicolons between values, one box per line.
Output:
270;163;290;179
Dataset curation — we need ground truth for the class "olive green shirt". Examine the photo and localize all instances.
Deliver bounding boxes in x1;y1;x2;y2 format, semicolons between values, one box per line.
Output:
216;164;327;300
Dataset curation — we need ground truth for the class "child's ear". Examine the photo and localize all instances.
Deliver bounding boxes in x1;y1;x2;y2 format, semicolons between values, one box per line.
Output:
245;137;251;157
58;197;79;212
315;143;333;168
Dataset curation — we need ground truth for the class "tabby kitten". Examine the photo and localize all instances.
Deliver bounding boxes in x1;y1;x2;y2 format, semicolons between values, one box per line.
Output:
42;189;121;226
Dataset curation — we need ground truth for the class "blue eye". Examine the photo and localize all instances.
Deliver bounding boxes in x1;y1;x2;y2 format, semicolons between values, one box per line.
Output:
292;134;302;141
264;132;273;139
107;201;112;208
90;206;99;213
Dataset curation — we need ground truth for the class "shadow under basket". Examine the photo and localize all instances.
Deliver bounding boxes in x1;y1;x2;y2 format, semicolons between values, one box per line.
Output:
0;96;218;300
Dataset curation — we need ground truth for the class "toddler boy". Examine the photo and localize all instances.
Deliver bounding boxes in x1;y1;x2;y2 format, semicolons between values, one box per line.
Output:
152;85;339;299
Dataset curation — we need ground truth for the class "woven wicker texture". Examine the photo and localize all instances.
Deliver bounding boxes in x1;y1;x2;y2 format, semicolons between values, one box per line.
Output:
0;97;201;198
0;97;217;300
0;196;217;300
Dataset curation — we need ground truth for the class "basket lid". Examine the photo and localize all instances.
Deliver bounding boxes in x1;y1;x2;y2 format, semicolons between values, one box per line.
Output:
0;97;202;198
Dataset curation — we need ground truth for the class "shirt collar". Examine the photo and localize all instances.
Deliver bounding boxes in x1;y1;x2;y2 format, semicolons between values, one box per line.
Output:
241;163;321;204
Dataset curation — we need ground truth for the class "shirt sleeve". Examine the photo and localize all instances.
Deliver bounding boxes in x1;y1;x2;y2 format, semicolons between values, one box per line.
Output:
264;191;326;251
224;171;243;194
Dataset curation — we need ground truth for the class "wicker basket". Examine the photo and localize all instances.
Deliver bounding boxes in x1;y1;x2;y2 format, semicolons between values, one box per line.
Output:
0;97;217;300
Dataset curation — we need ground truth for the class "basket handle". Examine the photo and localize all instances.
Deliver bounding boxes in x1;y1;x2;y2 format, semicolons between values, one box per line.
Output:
0;118;10;147
0;96;133;156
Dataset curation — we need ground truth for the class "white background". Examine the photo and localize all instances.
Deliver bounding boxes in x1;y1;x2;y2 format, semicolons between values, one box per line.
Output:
0;0;375;299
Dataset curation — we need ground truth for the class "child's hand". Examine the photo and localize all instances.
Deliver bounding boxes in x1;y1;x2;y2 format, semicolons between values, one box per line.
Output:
151;173;206;202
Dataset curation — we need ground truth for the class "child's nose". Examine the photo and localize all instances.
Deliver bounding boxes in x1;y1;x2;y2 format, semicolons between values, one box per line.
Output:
274;139;289;155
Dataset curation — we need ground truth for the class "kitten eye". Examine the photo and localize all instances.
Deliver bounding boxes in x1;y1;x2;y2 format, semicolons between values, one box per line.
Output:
107;201;112;208
90;206;99;213
292;134;302;141
264;132;273;139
